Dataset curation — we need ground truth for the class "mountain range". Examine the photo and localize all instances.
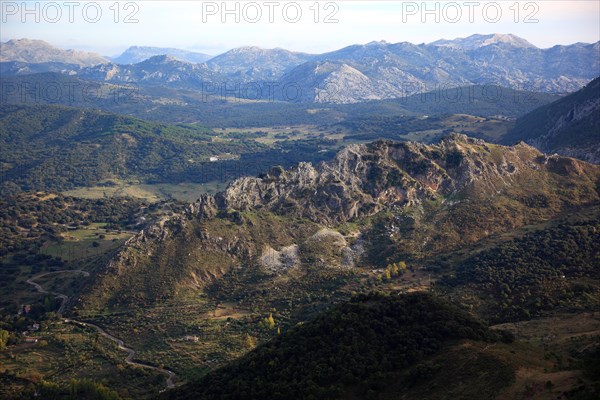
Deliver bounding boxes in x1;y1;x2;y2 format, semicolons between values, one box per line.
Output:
2;34;599;103
2;28;600;400
63;131;600;398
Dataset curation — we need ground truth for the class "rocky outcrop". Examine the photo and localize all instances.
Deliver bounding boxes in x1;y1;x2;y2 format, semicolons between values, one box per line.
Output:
187;194;218;220
81;135;600;310
200;135;555;224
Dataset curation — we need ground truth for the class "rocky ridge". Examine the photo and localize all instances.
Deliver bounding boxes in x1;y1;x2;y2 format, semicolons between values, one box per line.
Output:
78;134;600;308
211;135;565;223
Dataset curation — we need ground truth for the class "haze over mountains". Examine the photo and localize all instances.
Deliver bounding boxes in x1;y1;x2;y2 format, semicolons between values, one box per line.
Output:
2;34;599;103
430;33;537;49
111;46;212;64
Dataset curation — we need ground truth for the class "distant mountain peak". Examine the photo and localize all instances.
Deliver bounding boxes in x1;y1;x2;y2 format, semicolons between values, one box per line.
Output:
0;38;108;66
225;46;306;56
431;33;537;50
229;46;267;53
111;46;211;64
480;33;536;48
143;54;181;63
366;40;390;46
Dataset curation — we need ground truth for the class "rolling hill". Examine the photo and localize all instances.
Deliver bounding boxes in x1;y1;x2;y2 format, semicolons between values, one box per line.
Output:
0;72;560;131
0;104;262;193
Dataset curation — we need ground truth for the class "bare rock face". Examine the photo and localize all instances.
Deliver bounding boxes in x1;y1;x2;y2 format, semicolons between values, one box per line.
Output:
188;194;218;220
96;213;188;290
258;244;300;274
209;134;560;225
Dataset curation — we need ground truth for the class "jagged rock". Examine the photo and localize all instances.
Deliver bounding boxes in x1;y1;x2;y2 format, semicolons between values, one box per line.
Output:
216;134;563;224
188;194;218;220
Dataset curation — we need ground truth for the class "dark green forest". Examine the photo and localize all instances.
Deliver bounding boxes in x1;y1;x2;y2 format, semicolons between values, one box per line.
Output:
441;219;600;322
162;292;513;400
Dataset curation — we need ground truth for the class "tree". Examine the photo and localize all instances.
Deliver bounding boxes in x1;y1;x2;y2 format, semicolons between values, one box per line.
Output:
245;334;257;349
384;269;391;281
0;329;9;350
263;313;276;330
44;296;55;312
398;261;408;274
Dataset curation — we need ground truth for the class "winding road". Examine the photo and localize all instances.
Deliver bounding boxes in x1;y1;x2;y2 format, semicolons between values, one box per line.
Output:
25;270;89;314
25;270;176;390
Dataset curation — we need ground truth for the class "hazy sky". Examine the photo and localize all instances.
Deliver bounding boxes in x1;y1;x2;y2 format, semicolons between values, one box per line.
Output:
2;1;599;56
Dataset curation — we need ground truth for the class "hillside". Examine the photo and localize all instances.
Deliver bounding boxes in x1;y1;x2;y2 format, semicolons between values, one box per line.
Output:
0;73;559;132
0;104;265;193
78;135;600;310
503;77;600;164
160;292;514;400
206;46;314;81
3;135;599;399
279;35;598;103
436;212;600;322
